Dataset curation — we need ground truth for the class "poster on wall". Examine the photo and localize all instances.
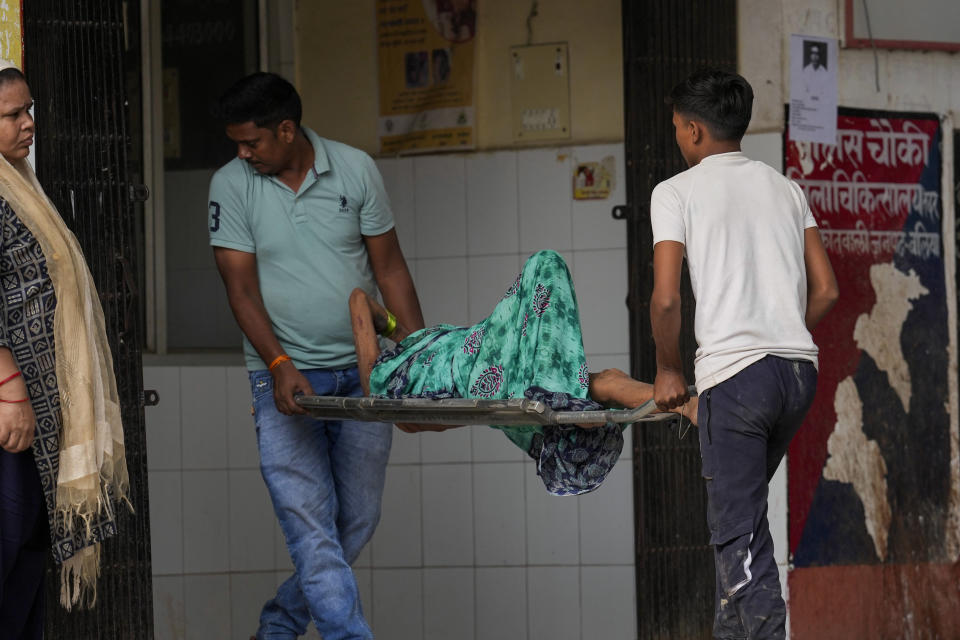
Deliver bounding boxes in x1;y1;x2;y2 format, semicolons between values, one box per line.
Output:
785;108;958;575
377;0;476;154
0;1;22;69
788;34;837;145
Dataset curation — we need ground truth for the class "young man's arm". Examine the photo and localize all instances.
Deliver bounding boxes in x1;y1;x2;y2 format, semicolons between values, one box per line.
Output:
363;228;425;333
651;240;690;411
803;227;839;330
213;247;314;415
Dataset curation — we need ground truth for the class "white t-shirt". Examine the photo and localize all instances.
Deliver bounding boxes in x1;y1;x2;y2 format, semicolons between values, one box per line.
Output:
650;151;819;392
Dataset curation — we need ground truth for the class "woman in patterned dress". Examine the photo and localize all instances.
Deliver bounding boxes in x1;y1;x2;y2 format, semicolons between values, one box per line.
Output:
0;62;128;636
350;249;696;495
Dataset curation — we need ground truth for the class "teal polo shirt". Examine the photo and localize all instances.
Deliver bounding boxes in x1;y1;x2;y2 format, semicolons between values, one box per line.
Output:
208;128;395;371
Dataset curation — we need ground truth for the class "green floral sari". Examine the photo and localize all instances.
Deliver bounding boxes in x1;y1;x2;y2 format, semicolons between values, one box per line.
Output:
370;250;624;495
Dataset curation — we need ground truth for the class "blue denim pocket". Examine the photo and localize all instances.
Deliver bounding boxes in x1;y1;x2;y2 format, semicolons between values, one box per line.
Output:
249;370;273;403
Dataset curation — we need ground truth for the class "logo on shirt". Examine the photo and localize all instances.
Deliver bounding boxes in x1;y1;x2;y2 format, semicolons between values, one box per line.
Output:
209;201;221;232
338;195;350;212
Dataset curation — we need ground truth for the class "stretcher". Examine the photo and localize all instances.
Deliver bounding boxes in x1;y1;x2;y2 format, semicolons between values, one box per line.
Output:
296;386;697;426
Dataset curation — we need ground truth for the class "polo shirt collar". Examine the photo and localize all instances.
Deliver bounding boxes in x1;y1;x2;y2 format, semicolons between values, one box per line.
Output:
303;127;331;176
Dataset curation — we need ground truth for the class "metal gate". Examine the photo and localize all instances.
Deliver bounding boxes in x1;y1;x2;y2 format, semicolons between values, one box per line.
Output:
23;1;153;637
620;1;736;637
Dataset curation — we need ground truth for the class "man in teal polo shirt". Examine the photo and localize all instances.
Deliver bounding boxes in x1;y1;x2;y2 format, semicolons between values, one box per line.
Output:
209;72;424;640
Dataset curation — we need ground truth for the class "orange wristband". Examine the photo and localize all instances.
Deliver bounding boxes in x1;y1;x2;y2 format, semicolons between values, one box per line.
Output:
268;354;292;371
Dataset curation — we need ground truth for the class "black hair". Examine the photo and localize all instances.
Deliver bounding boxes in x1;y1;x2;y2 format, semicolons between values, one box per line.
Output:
667;69;754;142
215;72;301;129
0;67;25;88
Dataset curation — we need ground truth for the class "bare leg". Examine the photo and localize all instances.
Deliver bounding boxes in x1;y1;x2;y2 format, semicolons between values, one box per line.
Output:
349;288;461;433
588;368;698;425
349;289;381;396
360;291;415;343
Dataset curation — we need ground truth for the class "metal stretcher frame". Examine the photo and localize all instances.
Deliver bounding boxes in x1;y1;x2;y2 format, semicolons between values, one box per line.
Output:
296;387;697;426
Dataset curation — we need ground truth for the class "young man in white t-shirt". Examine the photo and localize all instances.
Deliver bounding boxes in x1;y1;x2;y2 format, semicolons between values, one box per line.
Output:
649;69;838;639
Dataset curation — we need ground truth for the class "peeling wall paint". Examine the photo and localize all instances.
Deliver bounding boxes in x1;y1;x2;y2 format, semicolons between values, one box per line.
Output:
823;370;891;560
853;263;929;412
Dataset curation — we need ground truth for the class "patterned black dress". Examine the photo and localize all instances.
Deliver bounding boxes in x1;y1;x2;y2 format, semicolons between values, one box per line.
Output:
0;197;115;566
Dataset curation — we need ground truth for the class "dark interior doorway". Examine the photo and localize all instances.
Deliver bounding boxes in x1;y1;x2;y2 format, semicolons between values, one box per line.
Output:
620;1;737;637
23;1;153;637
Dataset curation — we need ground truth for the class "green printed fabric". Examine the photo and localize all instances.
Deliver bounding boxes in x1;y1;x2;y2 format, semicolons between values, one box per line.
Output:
370;250;603;459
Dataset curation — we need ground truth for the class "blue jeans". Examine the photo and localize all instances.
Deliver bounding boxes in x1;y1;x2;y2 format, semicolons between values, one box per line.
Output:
697;356;817;640
250;367;392;640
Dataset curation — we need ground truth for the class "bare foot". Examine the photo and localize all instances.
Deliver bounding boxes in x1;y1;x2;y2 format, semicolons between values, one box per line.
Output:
588;367;698;426
588;368;652;408
676;396;698;426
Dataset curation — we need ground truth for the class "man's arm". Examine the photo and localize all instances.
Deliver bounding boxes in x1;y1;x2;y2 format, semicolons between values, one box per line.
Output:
650;240;690;411
363;229;425;333
213;247;313;415
803;227;839;330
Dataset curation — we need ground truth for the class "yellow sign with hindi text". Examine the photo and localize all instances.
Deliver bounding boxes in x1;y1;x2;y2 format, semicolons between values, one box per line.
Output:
377;0;475;154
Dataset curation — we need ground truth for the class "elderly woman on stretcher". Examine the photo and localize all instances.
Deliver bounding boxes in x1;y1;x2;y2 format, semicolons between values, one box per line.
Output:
350;250;697;495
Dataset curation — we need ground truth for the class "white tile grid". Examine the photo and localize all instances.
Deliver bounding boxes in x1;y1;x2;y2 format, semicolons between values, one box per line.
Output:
148;470;183;576
375;156;417;259
182;469;230;574
355;567;374;632
473;462;527;566
424;568;475;640
420;421;472;464
354;537;372;569
229;571;279;638
471;423;525;462
226;366;259;469
274;519;295;572
421;464;475;566
183;574;231;640
415;256;470;327
580;566;637;639
769;454;789;565
527;566;581;640
524;462;580;566
388;429;422;464
152;575;184;640
143;366;182;471
371;465;423;568
466;254;522;324
772;453;791;635
228;469;276;572
475;567;527;640
782;559;791;639
466;150;520;256
517;148;574;255
577;464;635;566
571;248;630;357
371;568;424;639
180;367;228;470
412;154;467;258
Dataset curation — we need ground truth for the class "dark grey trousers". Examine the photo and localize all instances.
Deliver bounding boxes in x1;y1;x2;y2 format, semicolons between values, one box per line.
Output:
0;448;47;640
697;355;817;640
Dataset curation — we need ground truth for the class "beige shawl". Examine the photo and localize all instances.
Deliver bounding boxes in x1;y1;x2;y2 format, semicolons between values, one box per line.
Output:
0;60;129;609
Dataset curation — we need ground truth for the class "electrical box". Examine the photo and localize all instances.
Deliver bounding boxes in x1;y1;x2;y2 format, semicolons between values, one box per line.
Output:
510;42;571;142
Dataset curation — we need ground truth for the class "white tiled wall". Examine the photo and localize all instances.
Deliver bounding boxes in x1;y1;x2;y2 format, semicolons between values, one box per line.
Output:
146;138;790;639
